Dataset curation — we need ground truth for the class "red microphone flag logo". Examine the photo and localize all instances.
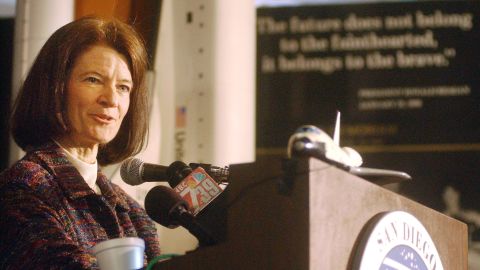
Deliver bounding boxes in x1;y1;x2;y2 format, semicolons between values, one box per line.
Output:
173;167;223;215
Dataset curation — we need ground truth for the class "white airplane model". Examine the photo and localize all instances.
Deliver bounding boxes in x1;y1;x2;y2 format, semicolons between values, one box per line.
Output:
287;112;411;185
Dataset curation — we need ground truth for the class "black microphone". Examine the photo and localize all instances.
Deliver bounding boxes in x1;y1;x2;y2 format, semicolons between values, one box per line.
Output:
144;185;218;246
121;158;229;186
166;161;193;187
120;158;191;186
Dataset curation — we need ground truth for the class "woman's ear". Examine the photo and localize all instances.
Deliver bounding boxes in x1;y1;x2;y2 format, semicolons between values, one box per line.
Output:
56;111;68;131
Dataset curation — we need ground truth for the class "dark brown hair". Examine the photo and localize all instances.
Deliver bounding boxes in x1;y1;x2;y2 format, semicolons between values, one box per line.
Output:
11;16;149;165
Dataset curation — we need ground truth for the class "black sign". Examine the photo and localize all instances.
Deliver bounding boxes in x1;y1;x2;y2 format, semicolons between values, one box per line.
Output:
257;0;480;151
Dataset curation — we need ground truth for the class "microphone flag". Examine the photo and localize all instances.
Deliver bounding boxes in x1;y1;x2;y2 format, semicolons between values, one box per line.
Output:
173;166;223;215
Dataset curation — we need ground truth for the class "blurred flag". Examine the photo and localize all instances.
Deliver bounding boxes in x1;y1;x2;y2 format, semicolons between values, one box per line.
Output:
176;106;186;128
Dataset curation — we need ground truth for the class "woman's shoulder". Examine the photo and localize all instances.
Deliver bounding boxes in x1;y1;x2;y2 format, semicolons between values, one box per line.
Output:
0;144;61;192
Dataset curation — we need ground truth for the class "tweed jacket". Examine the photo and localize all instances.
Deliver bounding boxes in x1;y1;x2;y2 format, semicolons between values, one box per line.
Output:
0;142;160;269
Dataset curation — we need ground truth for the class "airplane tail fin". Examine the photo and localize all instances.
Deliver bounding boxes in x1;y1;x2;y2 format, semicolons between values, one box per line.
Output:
333;111;340;146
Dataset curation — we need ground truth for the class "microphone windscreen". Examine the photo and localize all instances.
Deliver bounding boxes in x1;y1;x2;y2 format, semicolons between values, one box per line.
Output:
144;185;189;227
120;157;143;185
166;161;192;187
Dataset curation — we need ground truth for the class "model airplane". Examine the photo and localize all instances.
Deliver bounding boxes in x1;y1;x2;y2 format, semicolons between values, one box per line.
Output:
287;112;411;185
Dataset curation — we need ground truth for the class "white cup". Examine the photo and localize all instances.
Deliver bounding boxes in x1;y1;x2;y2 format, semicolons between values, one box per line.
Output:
92;237;145;270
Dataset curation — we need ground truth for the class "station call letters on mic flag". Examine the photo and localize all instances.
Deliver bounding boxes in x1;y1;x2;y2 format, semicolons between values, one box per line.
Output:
173;166;223;215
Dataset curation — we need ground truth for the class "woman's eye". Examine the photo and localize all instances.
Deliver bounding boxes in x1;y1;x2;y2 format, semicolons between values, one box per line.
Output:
118;85;131;93
85;77;100;83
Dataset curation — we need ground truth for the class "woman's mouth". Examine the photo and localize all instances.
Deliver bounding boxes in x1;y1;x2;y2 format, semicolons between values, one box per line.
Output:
91;114;115;124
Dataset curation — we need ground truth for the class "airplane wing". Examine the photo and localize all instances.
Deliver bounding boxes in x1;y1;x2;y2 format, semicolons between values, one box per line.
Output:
348;166;412;186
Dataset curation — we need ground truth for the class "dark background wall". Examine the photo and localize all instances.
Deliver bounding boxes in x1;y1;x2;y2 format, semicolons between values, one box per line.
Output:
0;18;13;171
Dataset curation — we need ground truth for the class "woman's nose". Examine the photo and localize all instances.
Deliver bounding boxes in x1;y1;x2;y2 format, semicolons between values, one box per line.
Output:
98;84;119;107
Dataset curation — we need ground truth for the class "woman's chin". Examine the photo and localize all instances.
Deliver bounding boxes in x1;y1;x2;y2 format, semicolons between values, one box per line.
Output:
90;132;118;145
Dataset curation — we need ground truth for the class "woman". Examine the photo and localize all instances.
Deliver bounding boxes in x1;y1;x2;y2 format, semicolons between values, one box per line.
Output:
0;17;160;269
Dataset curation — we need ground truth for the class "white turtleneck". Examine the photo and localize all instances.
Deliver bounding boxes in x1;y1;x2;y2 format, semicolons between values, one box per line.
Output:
53;141;101;194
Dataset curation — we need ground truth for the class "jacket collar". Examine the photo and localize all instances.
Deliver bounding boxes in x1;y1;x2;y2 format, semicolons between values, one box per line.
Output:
32;142;130;211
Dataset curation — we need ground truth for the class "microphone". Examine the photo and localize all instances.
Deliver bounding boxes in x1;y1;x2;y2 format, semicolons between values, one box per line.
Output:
120;158;229;186
121;158;225;215
120;158;169;185
144;185;218;246
166;161;193;187
121;158;192;186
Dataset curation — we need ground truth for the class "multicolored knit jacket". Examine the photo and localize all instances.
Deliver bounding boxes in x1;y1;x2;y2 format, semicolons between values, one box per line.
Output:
0;142;161;269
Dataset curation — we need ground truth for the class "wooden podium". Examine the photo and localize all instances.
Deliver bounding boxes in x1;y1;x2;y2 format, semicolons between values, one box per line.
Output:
154;158;468;269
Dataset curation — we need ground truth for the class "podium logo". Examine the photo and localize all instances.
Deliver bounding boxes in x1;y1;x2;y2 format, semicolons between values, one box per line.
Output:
354;211;443;270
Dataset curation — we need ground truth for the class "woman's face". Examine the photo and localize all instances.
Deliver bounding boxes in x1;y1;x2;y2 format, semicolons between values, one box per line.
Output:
62;44;132;148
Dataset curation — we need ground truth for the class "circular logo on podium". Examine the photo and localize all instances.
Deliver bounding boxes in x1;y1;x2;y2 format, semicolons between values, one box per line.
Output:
354;211;444;270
